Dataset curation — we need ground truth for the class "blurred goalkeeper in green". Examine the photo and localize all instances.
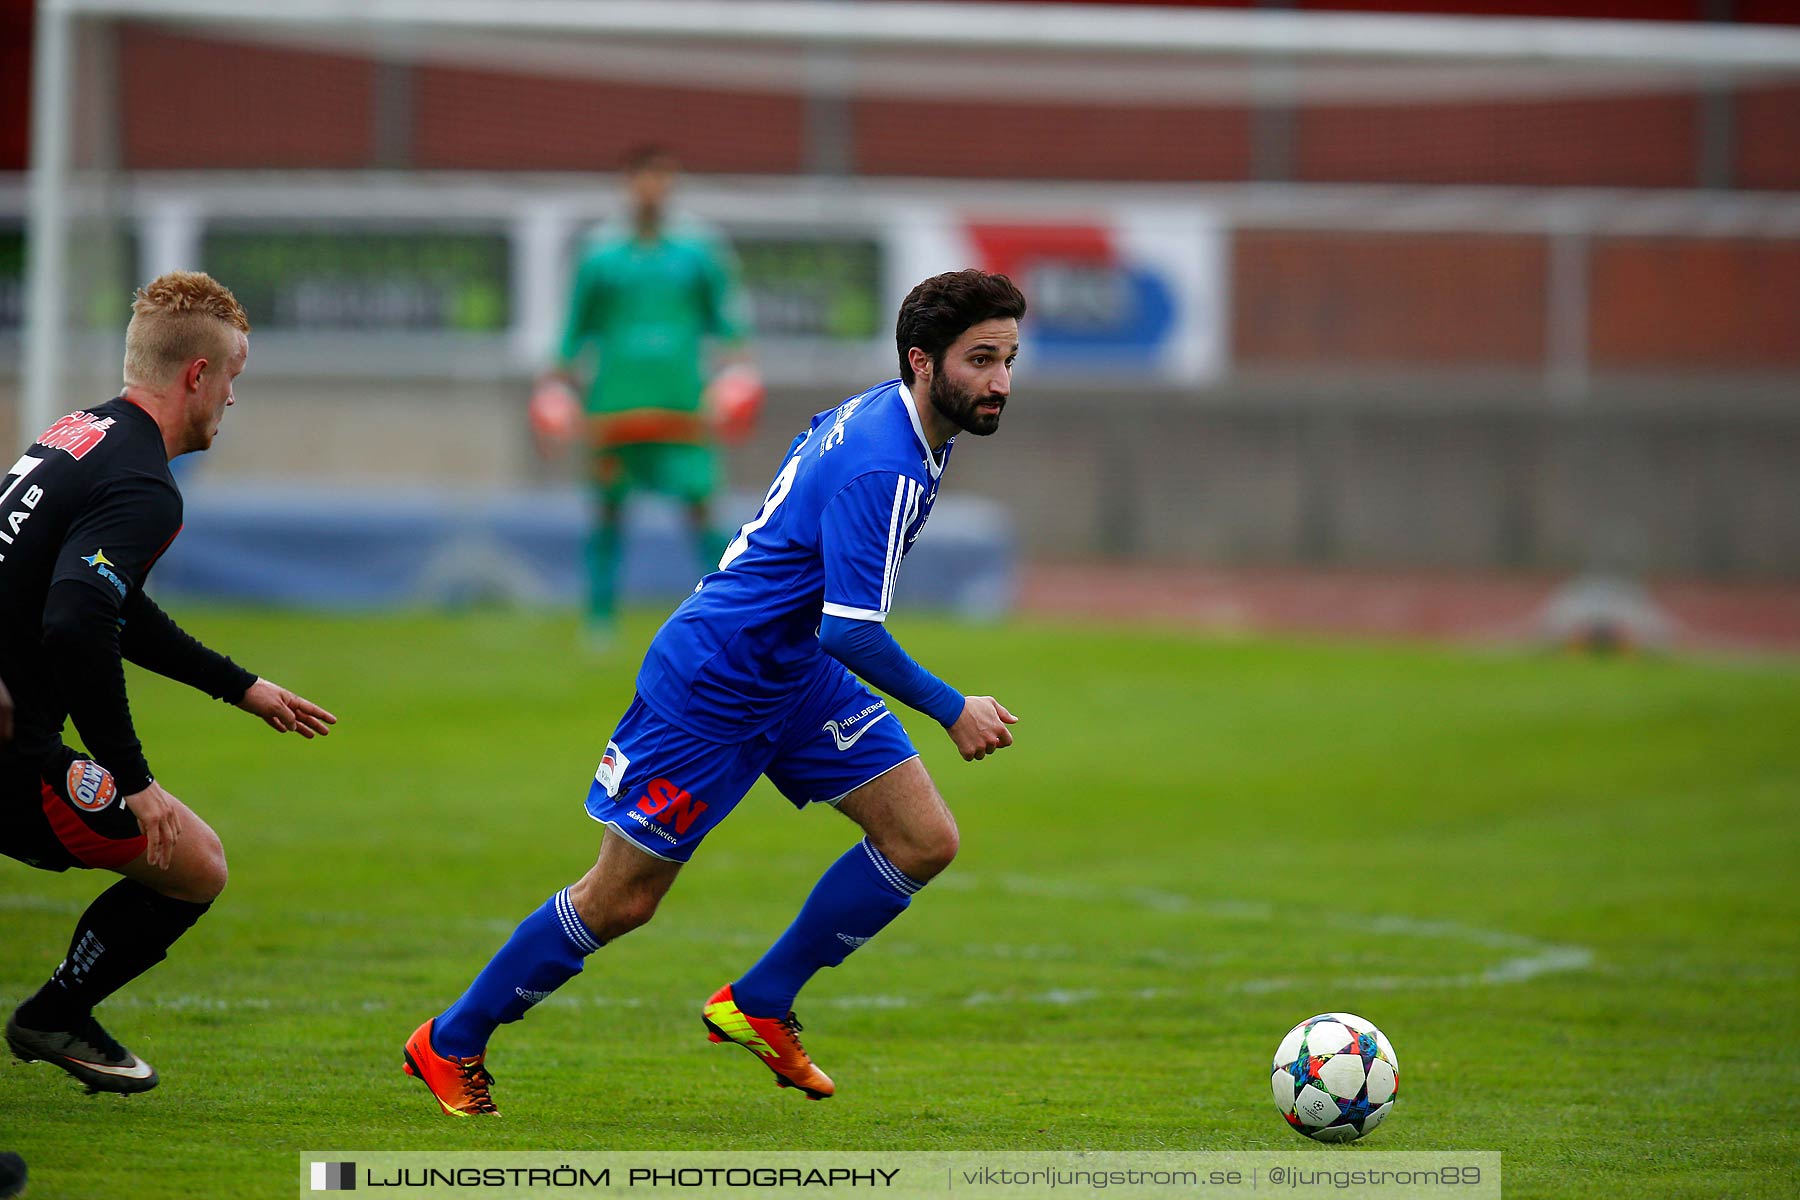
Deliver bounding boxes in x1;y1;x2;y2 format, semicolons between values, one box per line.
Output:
534;145;761;650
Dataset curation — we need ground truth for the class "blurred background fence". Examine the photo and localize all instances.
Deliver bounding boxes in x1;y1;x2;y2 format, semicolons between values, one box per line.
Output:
3;1;1797;630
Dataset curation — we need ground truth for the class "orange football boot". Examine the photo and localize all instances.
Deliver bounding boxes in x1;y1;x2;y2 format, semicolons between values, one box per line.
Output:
403;1019;500;1116
701;984;835;1099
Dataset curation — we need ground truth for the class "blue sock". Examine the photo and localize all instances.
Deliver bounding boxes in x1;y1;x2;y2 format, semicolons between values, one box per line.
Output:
434;888;602;1057
732;838;922;1018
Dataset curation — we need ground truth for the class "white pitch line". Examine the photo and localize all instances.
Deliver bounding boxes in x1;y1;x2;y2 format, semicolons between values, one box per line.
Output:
966;873;1595;995
0;894;84;915
3;874;1591;1016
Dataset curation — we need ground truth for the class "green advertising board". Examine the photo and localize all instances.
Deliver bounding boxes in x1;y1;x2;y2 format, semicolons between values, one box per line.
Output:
0;224;881;343
734;234;883;342
0;224;138;334
203;227;510;333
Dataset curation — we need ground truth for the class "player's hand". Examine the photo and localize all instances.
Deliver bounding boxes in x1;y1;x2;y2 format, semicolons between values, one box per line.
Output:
123;781;182;871
0;674;12;744
705;364;765;445
237;678;337;738
529;373;582;451
947;696;1017;762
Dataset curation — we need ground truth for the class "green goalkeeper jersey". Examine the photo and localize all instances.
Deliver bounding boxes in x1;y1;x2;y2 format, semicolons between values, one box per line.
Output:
557;220;747;421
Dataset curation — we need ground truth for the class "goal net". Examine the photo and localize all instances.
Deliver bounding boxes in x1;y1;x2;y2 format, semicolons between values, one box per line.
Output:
12;1;1800;585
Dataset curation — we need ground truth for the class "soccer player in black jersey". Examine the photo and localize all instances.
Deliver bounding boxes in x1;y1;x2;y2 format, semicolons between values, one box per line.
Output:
0;271;335;1094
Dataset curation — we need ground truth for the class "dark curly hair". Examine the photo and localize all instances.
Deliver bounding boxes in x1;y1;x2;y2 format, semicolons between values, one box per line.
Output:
896;269;1027;385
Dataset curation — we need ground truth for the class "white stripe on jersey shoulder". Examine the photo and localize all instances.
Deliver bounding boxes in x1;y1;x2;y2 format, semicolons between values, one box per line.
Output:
822;602;888;623
881;477;923;614
896;384;947;481
879;475;908;614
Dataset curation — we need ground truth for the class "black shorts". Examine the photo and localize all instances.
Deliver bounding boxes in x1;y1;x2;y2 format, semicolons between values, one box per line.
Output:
0;745;146;872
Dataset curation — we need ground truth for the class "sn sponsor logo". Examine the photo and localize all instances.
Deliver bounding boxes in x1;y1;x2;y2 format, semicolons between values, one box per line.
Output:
634;778;708;835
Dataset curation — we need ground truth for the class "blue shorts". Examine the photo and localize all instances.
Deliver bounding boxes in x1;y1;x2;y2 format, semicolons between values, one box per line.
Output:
584;666;919;863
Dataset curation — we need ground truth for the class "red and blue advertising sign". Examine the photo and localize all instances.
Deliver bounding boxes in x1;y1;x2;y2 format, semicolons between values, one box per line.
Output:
894;208;1226;383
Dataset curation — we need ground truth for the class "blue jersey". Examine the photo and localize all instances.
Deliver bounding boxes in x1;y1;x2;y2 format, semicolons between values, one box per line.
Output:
636;379;951;740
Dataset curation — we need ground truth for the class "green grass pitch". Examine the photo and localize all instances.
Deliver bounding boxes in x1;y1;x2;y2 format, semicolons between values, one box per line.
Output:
2;610;1796;1198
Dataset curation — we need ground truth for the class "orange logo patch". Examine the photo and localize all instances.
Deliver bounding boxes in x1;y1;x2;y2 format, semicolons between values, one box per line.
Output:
66;760;117;812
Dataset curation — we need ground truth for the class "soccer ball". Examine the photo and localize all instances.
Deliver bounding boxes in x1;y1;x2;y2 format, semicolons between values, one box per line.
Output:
1270;1012;1398;1142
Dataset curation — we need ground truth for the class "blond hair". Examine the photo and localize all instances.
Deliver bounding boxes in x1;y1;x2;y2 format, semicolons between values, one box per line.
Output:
122;271;252;388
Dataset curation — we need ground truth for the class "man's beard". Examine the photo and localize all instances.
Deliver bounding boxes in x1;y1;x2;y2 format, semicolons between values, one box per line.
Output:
929;369;1003;437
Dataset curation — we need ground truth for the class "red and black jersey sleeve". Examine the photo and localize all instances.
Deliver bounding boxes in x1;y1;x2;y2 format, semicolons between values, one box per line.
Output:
38;473;184;794
48;472;183;602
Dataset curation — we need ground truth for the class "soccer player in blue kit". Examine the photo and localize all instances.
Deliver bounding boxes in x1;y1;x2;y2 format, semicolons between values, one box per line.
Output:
404;269;1026;1114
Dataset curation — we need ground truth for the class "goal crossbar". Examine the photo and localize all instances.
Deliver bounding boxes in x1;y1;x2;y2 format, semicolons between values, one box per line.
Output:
40;0;1800;69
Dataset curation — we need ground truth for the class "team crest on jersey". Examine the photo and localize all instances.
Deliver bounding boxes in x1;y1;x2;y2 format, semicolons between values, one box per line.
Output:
594;741;630;798
65;760;118;812
37;412;116;460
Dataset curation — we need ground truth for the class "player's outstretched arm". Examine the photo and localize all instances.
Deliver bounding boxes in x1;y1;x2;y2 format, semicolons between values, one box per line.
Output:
236;678;336;738
118;589;260;703
946;696;1018;762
